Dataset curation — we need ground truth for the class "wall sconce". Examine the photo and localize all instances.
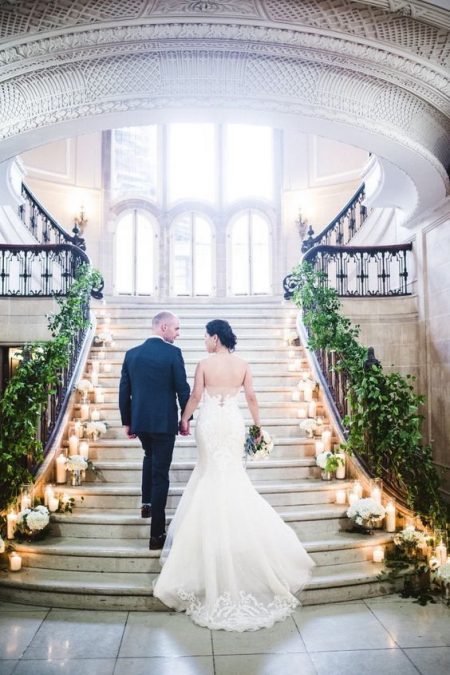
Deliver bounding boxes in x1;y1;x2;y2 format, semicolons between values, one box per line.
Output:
73;205;88;234
295;210;308;240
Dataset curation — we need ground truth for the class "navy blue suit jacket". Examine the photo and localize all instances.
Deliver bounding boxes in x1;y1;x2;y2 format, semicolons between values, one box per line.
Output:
119;337;190;435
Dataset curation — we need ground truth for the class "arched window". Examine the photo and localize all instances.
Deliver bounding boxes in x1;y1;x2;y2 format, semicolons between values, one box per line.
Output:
115;210;157;295
229;211;271;295
171;213;214;296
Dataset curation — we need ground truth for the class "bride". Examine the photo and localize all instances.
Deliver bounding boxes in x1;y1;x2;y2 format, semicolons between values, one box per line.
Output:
152;319;315;631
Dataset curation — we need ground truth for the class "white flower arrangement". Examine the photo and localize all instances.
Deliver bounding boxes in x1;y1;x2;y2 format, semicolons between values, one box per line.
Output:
435;561;450;583
393;527;427;548
17;505;50;534
96;331;113;344
66;455;88;472
299;419;316;437
84;421;107;439
347;497;386;527
76;379;93;395
316;451;332;469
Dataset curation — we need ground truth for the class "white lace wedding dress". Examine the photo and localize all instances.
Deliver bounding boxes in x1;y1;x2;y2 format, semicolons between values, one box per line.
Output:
152;390;315;631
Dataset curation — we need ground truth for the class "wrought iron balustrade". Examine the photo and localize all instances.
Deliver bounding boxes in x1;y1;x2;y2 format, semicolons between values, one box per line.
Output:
301;183;367;252
0;243;92;297
284;242;413;299
0;242;103;457
19;183;85;250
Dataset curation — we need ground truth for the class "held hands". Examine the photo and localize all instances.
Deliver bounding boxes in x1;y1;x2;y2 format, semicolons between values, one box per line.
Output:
179;419;190;436
125;425;137;439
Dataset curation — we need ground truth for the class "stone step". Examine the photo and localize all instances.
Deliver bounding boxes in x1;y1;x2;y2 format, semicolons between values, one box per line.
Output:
49;504;349;539
89;351;306;367
15;531;392;573
0;561;395;610
99;325;296;338
97;319;296;330
84;457;322;484
76;440;320;461
90;335;292;349
84;371;303;386
55;478;351;508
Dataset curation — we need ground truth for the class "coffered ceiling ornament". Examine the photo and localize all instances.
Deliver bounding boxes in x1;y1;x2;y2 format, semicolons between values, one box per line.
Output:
0;0;448;216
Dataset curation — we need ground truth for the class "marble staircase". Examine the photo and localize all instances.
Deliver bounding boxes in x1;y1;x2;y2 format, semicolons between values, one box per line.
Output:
0;299;394;608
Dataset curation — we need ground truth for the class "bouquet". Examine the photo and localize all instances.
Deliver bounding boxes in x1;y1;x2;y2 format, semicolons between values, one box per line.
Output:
316;451;332;469
244;425;273;460
347;497;386;532
16;505;50;540
299;419;316;437
316;451;345;473
94;331;113;345
66;455;88;472
84;421;107;440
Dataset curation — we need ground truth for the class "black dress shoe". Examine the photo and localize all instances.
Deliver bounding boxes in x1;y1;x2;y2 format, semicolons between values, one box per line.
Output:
141;504;152;519
149;534;166;550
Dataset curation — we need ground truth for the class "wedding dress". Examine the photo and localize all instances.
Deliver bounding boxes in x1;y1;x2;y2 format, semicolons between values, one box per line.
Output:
152;390;315;631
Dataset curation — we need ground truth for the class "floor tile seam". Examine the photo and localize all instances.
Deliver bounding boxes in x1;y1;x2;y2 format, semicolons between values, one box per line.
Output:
289;613;309;652
18;606;52;661
304;646;403;654
113;612;130;673
209;630;216;675
400;646;425;674
363;598;403;649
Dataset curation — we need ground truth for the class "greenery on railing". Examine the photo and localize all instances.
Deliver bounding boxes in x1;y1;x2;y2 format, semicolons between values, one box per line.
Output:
0;265;102;512
290;261;446;528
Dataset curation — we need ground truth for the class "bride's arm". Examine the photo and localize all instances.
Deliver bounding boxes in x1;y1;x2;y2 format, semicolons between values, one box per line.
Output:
243;364;261;427
180;362;205;432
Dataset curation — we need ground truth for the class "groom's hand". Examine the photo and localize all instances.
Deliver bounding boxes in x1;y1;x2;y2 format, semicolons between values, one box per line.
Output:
125;425;137;439
179;420;190;436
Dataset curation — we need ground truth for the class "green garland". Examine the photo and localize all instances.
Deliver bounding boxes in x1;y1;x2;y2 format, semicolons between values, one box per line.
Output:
0;265;102;512
290;262;447;528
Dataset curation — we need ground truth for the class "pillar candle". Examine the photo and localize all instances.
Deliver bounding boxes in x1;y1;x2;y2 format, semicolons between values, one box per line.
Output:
21;494;32;511
336;489;346;505
436;542;447;566
353;480;363;499
48;496;59;512
315;440;325;456
385;501;396;532
307;400;317;418
103;362;112;373
322;429;332;452
288;349;296;359
68;434;79;454
44;485;54;507
98;350;105;360
335;454;346;479
6;512;17;539
56;454;67;484
91;408;100;422
91;371;99;387
80;403;90;421
94;387;105;404
79;440;89;459
91;360;100;373
297;406;307;419
9;552;22;571
0;536;5;553
303;384;313;402
348;491;358;506
74;420;83;438
371;486;382;505
291;390;300;402
373;546;385;563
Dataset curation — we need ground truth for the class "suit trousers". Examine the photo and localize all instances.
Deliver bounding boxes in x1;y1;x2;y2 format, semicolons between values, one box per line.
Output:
138;432;176;539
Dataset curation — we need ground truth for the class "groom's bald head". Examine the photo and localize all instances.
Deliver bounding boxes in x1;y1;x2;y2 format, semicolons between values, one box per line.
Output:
152;311;180;343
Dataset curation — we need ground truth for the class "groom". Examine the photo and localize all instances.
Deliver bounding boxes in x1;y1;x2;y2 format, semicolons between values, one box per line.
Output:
119;311;190;550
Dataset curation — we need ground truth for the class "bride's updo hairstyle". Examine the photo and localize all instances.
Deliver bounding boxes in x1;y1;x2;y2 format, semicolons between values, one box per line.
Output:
206;319;237;352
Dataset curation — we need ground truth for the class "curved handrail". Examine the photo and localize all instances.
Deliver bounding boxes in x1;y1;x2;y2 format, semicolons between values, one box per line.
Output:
301;183;367;252
19;182;86;249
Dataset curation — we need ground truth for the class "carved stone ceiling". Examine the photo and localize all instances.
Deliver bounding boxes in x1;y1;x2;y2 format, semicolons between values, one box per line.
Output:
0;0;448;213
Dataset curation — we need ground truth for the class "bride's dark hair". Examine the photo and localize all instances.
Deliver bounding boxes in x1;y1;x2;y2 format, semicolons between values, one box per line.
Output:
206;319;237;351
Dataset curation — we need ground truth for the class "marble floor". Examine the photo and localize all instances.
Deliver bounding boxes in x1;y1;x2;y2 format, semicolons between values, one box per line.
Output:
1;595;449;674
